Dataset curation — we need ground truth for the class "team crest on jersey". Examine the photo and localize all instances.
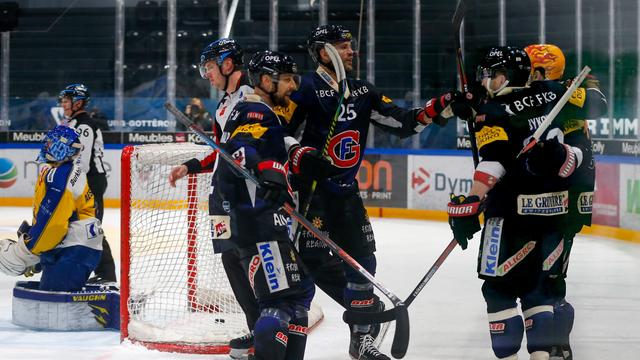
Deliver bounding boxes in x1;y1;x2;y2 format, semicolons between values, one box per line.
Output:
210;215;231;239
327;130;361;168
232;147;246;167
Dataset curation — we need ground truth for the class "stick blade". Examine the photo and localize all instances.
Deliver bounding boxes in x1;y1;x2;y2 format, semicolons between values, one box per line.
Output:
452;0;466;28
390;304;410;359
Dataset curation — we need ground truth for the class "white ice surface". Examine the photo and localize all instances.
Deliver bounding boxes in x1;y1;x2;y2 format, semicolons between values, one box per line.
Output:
0;206;639;359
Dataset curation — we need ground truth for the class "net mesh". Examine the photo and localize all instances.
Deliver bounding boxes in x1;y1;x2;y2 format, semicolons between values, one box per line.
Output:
124;143;247;345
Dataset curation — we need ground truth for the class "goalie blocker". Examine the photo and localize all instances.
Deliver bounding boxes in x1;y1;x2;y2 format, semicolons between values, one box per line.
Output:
12;281;120;331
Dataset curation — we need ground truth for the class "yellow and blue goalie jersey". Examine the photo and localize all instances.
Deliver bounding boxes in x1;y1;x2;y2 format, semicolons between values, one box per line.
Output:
26;160;103;255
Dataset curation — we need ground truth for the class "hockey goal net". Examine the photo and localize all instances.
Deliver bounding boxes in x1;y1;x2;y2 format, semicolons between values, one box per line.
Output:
121;143;322;354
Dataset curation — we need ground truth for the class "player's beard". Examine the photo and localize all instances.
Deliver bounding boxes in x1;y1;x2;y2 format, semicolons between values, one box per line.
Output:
272;93;290;108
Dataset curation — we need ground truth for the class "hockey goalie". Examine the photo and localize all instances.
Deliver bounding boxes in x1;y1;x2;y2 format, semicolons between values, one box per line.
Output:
0;125;119;331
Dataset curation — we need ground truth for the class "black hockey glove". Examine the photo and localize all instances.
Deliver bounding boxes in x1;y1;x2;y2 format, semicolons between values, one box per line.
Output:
289;145;337;180
525;138;580;178
257;160;292;209
447;194;482;250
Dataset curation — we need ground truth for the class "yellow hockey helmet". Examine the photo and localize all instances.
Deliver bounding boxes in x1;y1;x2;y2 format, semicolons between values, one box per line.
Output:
524;44;566;81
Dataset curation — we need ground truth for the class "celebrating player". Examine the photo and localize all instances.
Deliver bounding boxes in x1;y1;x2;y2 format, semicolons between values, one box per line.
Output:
277;24;459;360
168;38;260;358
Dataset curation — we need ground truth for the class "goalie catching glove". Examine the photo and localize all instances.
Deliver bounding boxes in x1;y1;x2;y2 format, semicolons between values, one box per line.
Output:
289;145;337;180
0;228;40;276
257;160;292;209
447;194;482;250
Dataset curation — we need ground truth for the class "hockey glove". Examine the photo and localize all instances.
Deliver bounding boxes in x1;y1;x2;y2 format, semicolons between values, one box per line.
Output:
525;138;582;178
421;90;463;127
257;160;292;209
289;145;337;180
447;194;482;250
0;237;39;276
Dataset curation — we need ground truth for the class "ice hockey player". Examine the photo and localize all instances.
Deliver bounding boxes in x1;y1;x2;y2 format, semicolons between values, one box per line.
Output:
446;45;605;360
276;24;460;360
525;43;607;360
168;38;259;359
0;125;118;330
58;83;115;284
212;50;313;360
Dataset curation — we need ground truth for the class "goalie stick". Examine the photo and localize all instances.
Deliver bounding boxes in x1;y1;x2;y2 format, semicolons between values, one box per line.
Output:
344;0;471;327
165;102;410;359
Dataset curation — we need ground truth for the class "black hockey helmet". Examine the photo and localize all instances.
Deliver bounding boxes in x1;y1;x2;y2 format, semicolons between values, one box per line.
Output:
247;50;300;89
198;38;244;79
58;83;90;105
476;46;531;87
306;24;353;64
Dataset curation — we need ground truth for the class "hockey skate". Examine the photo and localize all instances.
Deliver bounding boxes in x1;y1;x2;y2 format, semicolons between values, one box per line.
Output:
229;332;254;360
549;344;572;360
349;333;391;360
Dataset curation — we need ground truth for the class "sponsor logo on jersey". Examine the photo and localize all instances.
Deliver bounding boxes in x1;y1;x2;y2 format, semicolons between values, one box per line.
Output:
231;123;268;139
350;298;374;309
511;91;557;112
497;241;536;276
288;324;308;336
480;218;504;277
0;158;18;188
257;241;290;293
489;322;505;332
232;147;246;167
381;95;393;103
247;255;261;291
222;201;231;213
210;215;231;239
569;88;586;108
578;191;594;214
350;85;369;98
315;89;336;98
475;126;509;150
543;239;564;271
274;101;297;122
275;331;288;346
273;213;288;227
327;130;361;168
517;191;569;216
85;222;98;239
72;294;107;302
247;111;264;120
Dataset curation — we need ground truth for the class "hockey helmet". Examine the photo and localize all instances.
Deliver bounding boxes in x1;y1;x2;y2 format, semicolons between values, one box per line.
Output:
247;50;300;89
199;38;244;79
58;83;91;105
37;125;83;163
306;24;353;64
476;46;531;87
524;44;566;81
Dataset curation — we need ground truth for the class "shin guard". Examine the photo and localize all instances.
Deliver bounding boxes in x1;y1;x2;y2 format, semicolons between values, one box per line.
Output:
487;307;524;359
553;300;574;347
524;305;554;355
284;306;308;360
254;307;290;360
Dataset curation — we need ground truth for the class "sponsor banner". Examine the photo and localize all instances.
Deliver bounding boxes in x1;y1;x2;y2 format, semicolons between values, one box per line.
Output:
1;131;213;145
619;164;640;231
457;136;640;156
592;162;620;227
0;148;120;200
407;155;474;210
357;154;407;208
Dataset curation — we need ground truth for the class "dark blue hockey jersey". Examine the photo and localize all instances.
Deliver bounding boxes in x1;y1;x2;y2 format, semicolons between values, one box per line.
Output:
277;67;427;193
209;95;291;249
475;80;601;226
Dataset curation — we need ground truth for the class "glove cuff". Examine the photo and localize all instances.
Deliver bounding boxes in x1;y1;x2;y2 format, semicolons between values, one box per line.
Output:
289;146;315;175
447;199;481;217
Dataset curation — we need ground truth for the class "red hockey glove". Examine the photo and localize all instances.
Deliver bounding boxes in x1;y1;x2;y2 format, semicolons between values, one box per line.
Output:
525;138;581;178
447;194;482;250
289;145;337;180
257;160;292;209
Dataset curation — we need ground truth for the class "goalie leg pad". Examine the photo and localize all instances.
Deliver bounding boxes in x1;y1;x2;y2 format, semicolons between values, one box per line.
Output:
254;307;291;360
39;245;102;291
523;305;554;355
12;281;120;330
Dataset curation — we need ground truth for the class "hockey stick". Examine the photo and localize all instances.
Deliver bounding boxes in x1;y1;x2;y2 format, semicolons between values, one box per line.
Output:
517;65;591;157
165;102;410;359
291;43;346;247
343;238;458;325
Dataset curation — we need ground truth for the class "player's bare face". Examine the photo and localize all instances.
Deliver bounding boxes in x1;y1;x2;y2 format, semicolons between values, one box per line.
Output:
335;41;354;72
203;61;225;90
273;74;300;107
60;98;81;117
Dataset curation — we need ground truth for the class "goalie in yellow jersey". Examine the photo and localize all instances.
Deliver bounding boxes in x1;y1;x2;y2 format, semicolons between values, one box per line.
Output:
0;125;104;292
